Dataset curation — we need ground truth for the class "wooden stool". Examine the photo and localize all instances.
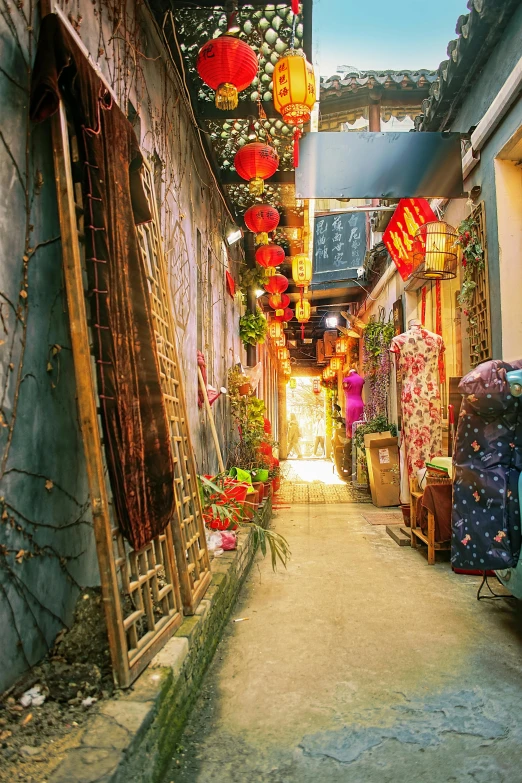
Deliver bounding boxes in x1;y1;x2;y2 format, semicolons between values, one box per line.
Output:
409;477;451;565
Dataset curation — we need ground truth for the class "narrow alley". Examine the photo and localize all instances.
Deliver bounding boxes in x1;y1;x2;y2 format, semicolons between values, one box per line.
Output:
3;1;522;782
166;461;522;783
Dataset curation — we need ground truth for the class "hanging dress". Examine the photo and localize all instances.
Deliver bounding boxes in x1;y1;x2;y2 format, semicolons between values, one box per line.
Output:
390;325;444;477
342;372;365;437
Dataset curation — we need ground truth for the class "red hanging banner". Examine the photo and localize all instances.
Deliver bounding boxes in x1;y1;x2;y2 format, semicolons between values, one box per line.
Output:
383;198;437;281
435;279;446;383
421;286;427;325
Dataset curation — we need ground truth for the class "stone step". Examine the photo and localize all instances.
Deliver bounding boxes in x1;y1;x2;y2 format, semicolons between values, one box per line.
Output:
386;525;411;547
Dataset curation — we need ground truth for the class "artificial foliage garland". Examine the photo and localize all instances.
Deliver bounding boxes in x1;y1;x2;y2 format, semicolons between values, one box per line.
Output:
455;214;485;366
362;309;395;420
239;264;269;296
239;311;267;347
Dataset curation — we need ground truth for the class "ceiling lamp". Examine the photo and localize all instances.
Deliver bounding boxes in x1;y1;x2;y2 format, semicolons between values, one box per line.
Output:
244;204;280;245
278;347;290;361
264;273;289;296
268;321;283;340
335;336;349;356
291;254;312;291
256;243;285;269
234;141;279;195
312;378;321;394
196;31;258;112
288;376;296;387
273;52;316;127
412;221;458;280
268;293;290;309
330;356;343;372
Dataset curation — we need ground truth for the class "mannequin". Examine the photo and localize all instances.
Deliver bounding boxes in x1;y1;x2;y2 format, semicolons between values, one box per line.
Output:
390;322;445;477
342;368;365;438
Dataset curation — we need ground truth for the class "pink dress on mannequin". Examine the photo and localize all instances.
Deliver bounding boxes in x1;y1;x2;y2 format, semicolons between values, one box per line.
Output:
343;371;365;437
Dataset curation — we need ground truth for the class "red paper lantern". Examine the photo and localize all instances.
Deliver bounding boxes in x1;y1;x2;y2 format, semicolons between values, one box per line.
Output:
196;35;258;111
273;307;294;323
256;243;285;269
268;293;290;309
234;142;279;195
264;274;289;295
244;204;280;245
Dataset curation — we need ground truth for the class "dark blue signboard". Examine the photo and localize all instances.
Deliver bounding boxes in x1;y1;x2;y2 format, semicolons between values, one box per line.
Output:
313;211;367;286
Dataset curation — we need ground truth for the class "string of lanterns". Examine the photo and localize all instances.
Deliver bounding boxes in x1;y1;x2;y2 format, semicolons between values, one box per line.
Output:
203;2;317;381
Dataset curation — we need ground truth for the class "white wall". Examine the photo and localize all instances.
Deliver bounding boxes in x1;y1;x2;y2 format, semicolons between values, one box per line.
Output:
495;159;522;362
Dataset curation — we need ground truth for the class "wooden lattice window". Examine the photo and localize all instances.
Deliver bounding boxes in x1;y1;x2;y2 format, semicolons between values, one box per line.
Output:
52;104;185;688
467;203;492;367
136;160;212;614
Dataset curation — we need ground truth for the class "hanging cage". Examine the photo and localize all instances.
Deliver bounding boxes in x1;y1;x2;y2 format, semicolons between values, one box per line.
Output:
411;221;458;281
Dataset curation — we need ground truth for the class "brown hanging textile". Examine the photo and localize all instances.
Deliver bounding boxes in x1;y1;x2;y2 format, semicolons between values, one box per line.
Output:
30;14;175;551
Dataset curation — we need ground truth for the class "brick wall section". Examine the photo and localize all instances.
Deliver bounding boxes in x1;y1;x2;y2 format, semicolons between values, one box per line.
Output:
48;496;273;783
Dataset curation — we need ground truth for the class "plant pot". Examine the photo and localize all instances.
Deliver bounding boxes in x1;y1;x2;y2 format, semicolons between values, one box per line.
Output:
228;467;252;484
400;504;411;527
241;500;255;520
252;468;269;483
223;481;249;504
272;476;281;493
239;382;251;396
252;481;264;502
263;481;272;499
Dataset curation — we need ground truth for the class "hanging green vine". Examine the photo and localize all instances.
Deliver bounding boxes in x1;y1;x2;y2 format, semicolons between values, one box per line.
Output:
239;264;269;297
455;215;484;316
239;311;267;348
362;308;395;420
455;214;485;366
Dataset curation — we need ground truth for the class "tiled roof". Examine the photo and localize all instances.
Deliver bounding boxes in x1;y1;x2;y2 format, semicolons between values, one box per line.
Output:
416;0;521;131
320;69;438;98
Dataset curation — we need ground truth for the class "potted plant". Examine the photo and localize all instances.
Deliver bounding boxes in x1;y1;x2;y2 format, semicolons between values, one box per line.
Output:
198;475;290;569
270;461;281;494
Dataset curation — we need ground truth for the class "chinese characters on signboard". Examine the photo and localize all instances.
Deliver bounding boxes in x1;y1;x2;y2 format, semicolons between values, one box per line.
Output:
313;212;367;285
383;198;437;281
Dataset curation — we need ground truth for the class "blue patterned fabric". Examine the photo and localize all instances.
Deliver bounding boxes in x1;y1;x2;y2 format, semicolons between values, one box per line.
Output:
451;360;522;570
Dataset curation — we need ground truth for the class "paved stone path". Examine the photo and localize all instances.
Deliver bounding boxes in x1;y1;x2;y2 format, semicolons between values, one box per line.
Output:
279;458;371;504
163;464;522;783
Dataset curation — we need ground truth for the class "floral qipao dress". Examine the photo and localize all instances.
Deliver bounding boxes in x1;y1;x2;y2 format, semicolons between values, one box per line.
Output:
390;325;444;476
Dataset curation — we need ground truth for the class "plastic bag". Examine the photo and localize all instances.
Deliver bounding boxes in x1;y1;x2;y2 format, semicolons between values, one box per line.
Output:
220;531;237;551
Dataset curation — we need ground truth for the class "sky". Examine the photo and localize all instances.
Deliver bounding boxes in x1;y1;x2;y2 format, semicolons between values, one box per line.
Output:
313;0;469;78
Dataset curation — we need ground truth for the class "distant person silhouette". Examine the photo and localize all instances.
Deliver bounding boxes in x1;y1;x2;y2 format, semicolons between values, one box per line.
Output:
287;413;302;458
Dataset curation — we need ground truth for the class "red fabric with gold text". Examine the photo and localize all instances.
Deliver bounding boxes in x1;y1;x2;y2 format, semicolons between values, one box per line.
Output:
383;198;437;281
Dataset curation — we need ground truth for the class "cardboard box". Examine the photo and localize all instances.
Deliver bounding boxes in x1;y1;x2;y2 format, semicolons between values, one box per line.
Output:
364;432;400;507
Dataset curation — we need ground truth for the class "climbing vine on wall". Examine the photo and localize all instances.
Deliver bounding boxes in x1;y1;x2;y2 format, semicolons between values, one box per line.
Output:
0;0;98;677
362;308;395;421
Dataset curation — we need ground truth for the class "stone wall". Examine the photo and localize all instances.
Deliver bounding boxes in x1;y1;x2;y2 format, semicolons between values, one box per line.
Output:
0;0;244;691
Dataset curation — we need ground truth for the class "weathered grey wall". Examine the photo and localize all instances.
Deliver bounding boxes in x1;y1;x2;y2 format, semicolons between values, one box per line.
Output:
0;8;99;692
450;5;522;359
0;0;244;691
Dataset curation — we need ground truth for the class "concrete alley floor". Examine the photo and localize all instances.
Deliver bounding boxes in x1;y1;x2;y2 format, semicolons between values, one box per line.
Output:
165;462;522;783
